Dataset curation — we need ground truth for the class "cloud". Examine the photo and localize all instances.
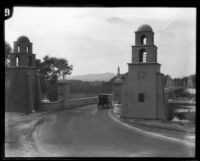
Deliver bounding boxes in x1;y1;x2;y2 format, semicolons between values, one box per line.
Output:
105;17;130;25
5;7;196;77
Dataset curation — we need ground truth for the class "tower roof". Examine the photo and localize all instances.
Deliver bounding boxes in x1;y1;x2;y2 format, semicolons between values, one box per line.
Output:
137;24;153;32
113;77;123;84
17;36;30;43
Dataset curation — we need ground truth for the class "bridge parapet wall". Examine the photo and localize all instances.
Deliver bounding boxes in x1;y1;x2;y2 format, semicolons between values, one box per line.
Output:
39;80;98;111
38;97;98;111
164;87;184;101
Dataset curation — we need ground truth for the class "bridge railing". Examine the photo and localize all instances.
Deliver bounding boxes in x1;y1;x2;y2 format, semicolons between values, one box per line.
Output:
164;86;184;93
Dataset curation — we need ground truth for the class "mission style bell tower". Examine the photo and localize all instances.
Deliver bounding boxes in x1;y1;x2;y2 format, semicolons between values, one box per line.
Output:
6;36;41;114
126;24;167;120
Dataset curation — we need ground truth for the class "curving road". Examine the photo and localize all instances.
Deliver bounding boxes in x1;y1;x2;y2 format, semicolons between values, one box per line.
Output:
33;104;195;157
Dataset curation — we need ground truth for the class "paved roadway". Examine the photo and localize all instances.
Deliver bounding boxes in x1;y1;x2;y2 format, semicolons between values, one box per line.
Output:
34;104;195;157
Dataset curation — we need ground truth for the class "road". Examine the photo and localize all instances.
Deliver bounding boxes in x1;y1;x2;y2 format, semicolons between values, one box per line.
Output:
33;104;195;157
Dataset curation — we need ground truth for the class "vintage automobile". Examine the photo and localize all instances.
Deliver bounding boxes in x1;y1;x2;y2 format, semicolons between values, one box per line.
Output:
97;94;113;109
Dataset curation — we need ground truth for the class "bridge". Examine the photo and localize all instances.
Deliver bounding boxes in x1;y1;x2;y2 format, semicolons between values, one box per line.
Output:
163;74;192;100
164;86;195;109
164;86;184;100
164;86;184;97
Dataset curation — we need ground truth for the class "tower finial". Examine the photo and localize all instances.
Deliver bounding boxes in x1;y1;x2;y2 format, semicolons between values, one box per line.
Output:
117;66;120;76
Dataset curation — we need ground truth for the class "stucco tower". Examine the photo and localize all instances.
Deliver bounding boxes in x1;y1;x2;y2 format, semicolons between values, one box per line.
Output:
5;36;41;114
125;24;167;120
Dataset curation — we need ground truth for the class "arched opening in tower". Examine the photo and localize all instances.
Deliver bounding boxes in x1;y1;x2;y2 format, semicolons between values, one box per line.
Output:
139;49;147;62
141;35;147;45
16;56;19;66
17;45;21;53
27;46;30;53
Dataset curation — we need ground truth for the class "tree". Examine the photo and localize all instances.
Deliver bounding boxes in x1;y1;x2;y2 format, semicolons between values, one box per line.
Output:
37;55;73;81
36;55;73;101
55;58;73;79
5;41;12;67
37;55;56;80
181;76;188;87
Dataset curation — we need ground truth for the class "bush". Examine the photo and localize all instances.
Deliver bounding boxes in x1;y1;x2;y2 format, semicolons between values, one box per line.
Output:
46;75;58;102
175;112;186;120
47;83;58;101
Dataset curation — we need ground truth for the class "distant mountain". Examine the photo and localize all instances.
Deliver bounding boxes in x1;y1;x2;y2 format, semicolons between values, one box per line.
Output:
59;72;116;82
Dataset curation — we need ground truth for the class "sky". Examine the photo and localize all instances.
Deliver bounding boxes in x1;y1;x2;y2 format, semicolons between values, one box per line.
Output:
5;7;196;78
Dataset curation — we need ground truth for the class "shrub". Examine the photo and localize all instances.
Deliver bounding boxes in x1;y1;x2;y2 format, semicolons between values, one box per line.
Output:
175;112;186;120
47;84;58;101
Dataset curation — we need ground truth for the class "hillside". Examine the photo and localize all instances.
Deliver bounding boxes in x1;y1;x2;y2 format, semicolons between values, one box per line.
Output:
59;72;116;82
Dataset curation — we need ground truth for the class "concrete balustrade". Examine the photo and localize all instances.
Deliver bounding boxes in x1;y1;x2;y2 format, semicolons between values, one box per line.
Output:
39;96;98;111
38;79;100;111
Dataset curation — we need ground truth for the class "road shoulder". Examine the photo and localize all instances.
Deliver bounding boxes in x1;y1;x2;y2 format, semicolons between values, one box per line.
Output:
108;109;195;147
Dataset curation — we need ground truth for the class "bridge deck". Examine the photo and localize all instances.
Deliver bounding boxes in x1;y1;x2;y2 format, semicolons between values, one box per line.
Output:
164;87;184;93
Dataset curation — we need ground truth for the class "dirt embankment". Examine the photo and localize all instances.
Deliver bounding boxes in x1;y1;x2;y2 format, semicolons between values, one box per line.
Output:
5;112;53;157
